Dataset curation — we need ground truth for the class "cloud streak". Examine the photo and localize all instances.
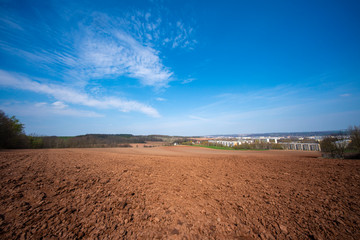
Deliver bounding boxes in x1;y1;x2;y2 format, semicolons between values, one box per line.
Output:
0;70;160;117
78;20;173;87
15;102;103;118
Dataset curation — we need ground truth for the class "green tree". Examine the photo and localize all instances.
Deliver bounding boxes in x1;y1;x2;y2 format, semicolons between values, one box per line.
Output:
0;110;28;148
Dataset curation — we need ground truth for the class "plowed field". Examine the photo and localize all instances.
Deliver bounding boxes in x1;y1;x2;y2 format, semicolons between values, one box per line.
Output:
0;146;359;239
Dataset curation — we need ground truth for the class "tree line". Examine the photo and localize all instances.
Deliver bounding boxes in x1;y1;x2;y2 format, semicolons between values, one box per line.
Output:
0;110;163;149
27;134;163;149
1;109;360;156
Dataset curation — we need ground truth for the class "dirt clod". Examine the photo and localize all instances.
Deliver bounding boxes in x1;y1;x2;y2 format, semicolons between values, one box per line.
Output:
279;224;288;234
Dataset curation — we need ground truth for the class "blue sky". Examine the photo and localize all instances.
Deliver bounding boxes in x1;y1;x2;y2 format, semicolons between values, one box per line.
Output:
0;0;359;136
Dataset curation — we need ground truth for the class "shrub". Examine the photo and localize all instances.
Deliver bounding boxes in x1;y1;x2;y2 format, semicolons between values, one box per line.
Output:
181;141;193;145
348;125;360;151
320;137;346;158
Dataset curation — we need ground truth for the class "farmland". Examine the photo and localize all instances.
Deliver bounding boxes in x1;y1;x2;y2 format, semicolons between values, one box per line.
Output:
0;146;359;239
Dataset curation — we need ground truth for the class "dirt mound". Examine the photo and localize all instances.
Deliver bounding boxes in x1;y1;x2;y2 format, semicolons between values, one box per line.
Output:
0;147;359;239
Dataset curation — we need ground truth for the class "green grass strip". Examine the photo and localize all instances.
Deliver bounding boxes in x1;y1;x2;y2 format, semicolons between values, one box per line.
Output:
185;144;269;151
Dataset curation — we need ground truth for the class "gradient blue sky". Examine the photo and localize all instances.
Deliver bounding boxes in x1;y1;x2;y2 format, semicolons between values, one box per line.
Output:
0;0;359;136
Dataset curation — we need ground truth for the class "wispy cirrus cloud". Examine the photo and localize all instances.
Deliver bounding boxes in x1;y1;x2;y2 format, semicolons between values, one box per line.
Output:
5;101;103;118
0;4;198;120
121;10;197;50
171;21;197;49
77;16;173;88
73;10;197;87
0;99;103;118
0;14;174;89
0;7;196;89
0;70;160;117
182;78;196;84
0;15;23;31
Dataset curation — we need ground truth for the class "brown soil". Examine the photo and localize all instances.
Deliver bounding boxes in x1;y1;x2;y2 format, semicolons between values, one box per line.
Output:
0;146;359;239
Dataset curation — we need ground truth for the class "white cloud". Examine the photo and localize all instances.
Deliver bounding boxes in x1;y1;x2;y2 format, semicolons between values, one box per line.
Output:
340;93;351;97
0;11;177;89
171;21;197;49
156;97;166;101
0;7;197;122
52;101;67;109
182;78;195;84
73;15;174;88
0;70;160;117
1;101;103;118
122;10;196;50
0;7;197;90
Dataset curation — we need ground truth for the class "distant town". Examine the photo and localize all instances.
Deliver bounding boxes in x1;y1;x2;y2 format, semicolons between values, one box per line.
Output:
181;130;351;152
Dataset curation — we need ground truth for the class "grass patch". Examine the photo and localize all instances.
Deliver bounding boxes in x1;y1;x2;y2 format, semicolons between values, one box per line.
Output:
187;144;269;151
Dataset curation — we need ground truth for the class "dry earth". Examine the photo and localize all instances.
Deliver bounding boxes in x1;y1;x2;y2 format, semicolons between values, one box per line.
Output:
0;146;359;239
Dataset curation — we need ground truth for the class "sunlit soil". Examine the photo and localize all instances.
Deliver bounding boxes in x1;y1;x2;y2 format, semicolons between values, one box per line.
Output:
0;146;359;239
